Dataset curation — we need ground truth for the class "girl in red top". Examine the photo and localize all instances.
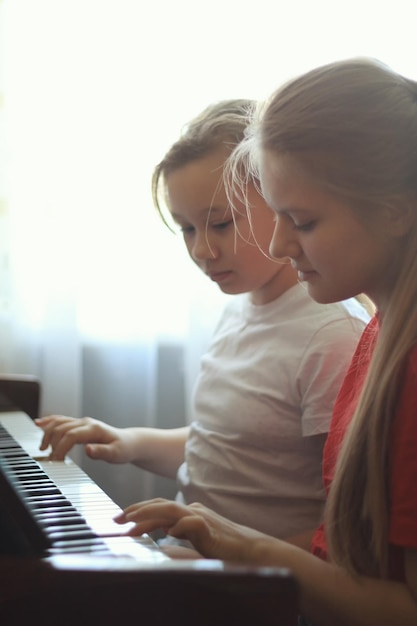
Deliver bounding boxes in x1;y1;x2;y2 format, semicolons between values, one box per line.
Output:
114;59;417;626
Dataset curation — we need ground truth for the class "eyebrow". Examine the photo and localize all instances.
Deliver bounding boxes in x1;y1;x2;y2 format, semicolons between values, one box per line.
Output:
170;206;231;222
276;206;313;216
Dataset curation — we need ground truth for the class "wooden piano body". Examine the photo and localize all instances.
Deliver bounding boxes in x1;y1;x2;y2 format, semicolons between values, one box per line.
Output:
0;381;299;626
1;556;299;625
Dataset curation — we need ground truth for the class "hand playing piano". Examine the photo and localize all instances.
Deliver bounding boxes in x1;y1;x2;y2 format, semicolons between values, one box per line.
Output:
113;498;280;565
35;415;137;462
35;416;187;478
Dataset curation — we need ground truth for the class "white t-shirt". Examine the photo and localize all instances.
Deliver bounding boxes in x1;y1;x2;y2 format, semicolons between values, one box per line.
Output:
175;284;369;539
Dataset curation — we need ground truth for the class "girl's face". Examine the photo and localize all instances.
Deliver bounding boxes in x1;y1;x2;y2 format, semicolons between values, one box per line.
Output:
166;149;298;305
259;151;401;313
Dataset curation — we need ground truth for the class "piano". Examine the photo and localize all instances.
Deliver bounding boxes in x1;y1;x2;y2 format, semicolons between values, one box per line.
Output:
0;411;299;625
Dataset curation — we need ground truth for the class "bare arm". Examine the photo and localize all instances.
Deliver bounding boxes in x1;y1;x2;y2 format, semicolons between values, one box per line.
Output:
35;415;189;479
114;499;417;626
284;528;315;551
281;542;417;626
124;425;189;477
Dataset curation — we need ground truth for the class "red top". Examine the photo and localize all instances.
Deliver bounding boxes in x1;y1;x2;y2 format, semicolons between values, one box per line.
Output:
311;316;417;580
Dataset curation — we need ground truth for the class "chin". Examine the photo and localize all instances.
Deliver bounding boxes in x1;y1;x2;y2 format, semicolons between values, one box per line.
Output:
217;284;247;296
218;288;242;296
305;285;344;305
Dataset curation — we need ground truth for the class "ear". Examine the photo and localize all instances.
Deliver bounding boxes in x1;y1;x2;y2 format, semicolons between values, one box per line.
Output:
383;200;416;238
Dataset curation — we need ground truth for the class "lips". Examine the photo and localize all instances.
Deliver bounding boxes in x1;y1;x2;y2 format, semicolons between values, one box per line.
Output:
297;268;316;282
208;270;233;282
291;260;312;275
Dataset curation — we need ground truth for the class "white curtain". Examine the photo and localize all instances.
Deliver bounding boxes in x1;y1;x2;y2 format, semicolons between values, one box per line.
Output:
0;0;416;507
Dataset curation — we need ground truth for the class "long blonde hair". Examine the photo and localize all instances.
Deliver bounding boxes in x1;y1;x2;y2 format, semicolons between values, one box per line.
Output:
228;58;417;577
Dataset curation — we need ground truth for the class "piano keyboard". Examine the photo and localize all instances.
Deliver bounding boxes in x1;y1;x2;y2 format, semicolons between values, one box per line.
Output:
0;414;301;626
0;411;169;563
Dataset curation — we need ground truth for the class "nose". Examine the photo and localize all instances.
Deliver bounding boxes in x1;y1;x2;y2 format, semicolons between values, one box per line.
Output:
269;215;301;261
190;230;219;262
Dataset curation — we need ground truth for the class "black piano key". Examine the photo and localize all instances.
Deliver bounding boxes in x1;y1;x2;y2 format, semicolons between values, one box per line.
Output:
26;499;77;509
48;529;99;541
37;515;92;527
33;509;81;520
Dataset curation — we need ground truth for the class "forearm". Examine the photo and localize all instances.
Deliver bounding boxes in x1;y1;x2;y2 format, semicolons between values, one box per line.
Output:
284;528;315;551
251;539;417;626
127;426;189;479
113;497;417;626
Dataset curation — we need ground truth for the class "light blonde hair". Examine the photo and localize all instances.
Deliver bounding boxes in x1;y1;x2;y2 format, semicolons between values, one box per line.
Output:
151;99;255;230
228;58;417;578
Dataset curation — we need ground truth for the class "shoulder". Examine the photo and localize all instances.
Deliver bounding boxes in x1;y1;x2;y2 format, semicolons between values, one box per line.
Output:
286;287;370;326
309;297;370;327
299;298;370;348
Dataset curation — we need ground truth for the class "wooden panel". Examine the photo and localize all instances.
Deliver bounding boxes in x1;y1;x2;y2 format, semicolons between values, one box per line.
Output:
0;556;299;626
0;375;41;420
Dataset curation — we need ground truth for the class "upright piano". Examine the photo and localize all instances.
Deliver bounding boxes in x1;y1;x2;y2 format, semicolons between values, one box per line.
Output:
0;411;299;625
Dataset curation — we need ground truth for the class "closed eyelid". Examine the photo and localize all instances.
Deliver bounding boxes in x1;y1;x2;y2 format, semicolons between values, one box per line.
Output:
274;211;316;233
212;219;234;228
294;221;316;232
175;222;194;232
279;209;316;224
172;206;230;227
179;219;232;231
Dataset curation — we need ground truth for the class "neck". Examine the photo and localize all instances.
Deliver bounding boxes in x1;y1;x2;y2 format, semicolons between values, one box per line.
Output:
250;262;299;306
